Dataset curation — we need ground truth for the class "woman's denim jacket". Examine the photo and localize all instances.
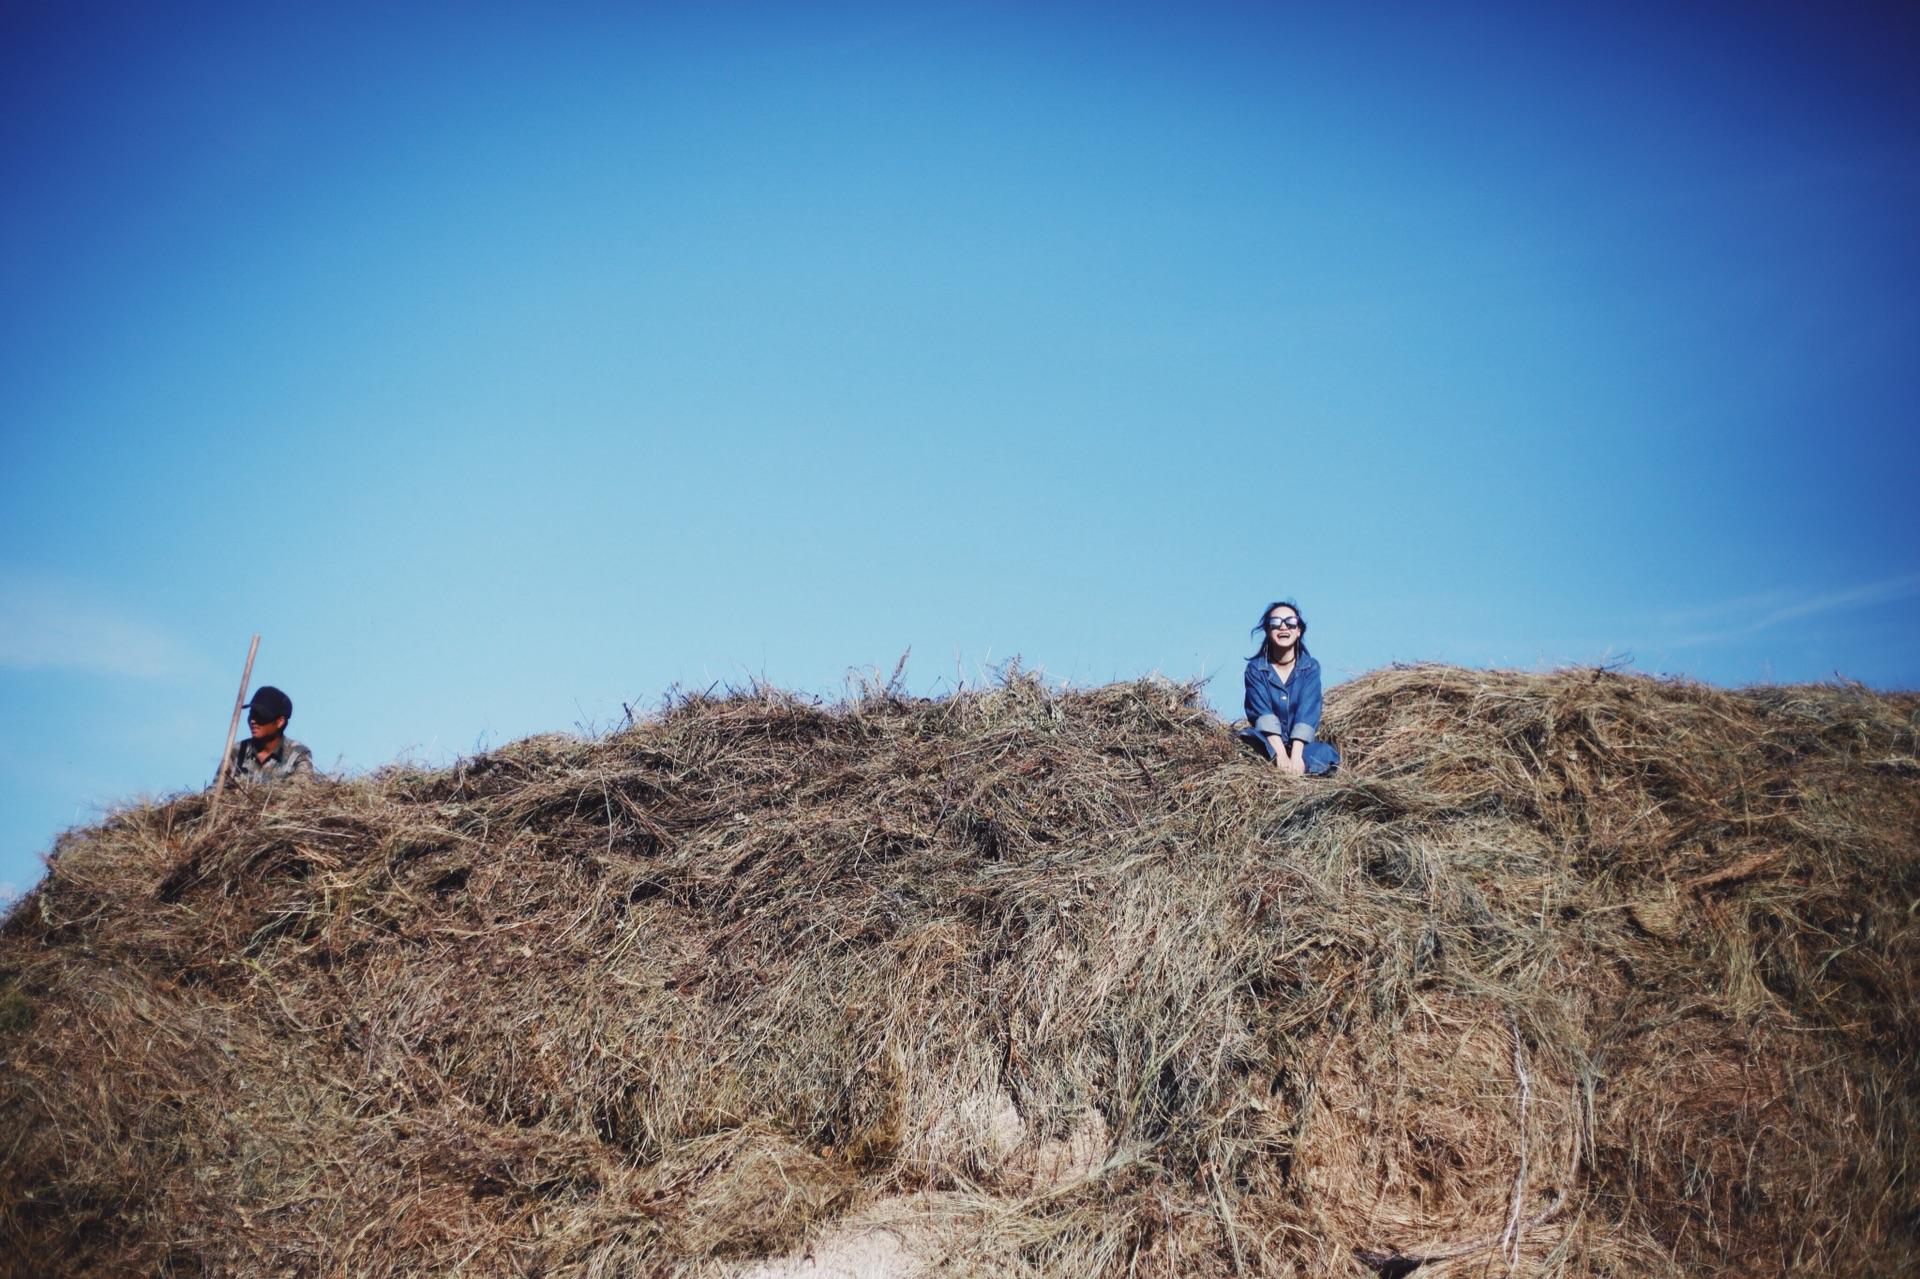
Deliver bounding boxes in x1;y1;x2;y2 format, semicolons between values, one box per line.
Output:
1243;646;1324;747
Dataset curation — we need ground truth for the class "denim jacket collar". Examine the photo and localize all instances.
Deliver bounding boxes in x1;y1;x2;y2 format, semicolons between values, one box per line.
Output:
1246;644;1317;681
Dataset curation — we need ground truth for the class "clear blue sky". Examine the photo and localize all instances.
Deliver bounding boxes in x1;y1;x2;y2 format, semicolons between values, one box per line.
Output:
4;1;1917;902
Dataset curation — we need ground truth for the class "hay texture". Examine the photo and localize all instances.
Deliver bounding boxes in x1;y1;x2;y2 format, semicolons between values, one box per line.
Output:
2;664;1916;1277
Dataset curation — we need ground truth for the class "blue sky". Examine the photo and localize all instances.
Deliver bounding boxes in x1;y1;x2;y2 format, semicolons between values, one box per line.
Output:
4;0;1917;902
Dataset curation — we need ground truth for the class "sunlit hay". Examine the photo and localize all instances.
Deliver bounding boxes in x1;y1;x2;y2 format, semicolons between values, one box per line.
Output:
1;665;1915;1277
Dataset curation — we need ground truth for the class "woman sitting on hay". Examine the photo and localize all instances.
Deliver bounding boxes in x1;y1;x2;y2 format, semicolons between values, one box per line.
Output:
1239;599;1339;776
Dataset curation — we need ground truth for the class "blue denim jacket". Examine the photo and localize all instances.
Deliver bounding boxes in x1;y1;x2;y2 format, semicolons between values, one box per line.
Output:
1243;646;1324;746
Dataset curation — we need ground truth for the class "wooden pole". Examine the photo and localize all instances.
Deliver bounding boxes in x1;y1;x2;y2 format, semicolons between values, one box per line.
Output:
208;634;261;814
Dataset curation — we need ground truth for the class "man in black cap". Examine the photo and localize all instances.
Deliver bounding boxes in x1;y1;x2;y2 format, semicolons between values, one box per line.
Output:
229;685;314;784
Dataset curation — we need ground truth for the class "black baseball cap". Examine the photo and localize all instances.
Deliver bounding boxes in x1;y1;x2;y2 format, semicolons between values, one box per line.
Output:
244;686;293;723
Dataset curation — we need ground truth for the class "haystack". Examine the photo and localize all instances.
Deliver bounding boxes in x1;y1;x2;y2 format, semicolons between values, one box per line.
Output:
2;665;1915;1276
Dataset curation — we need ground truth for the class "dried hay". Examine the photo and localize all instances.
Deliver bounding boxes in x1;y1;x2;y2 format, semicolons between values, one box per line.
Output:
1;664;1916;1277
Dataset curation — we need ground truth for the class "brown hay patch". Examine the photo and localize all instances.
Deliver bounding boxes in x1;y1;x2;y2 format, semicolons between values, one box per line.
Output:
2;666;1916;1276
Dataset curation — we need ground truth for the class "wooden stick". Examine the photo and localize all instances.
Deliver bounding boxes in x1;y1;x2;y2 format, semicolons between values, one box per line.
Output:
208;634;261;814
1500;1015;1533;1266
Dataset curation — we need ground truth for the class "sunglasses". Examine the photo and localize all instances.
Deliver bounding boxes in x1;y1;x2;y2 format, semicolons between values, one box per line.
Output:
1266;617;1302;631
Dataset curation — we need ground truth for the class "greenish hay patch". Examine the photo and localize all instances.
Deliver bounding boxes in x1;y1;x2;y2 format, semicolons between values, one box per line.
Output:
0;986;30;1037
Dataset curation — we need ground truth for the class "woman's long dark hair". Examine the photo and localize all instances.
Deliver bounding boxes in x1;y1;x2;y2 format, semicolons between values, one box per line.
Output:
1248;599;1308;660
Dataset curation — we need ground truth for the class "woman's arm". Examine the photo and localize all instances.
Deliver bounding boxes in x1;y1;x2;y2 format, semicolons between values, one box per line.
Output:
1243;661;1268;727
1245;663;1290;762
1290;663;1323;749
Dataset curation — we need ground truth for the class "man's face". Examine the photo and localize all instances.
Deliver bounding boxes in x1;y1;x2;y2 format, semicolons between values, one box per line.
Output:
249;714;287;742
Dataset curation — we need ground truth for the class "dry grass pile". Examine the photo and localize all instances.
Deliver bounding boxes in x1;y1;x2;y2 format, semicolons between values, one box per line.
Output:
2;664;1916;1277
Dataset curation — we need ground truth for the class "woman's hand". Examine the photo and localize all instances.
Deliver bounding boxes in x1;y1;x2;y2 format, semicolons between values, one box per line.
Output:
1269;737;1306;775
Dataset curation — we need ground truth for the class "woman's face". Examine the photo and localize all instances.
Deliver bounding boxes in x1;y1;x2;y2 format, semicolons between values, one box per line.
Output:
1265;608;1303;650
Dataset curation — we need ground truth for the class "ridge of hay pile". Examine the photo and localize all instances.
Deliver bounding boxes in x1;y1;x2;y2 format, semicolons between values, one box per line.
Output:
3;665;1917;1277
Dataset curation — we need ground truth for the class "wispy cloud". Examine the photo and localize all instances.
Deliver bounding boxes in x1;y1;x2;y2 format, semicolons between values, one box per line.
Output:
1662;572;1920;649
0;574;198;679
1650;587;1798;631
